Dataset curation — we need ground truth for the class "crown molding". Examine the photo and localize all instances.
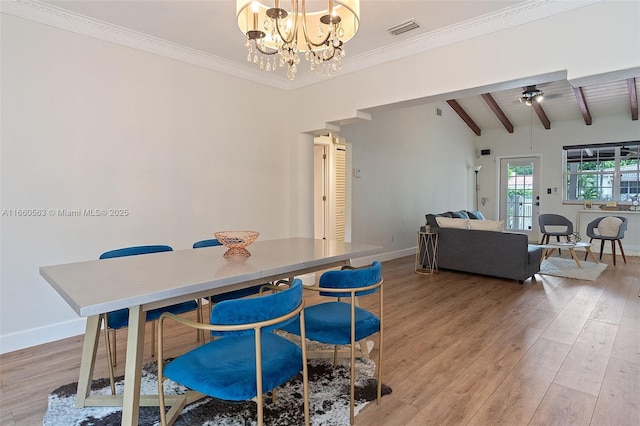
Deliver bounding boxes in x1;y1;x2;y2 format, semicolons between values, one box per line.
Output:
0;0;292;90
289;0;602;89
2;0;602;91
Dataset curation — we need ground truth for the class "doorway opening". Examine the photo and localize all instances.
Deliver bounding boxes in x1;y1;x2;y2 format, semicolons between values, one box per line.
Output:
313;135;351;242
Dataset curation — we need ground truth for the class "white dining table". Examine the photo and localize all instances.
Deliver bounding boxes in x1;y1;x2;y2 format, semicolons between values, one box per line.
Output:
39;237;382;426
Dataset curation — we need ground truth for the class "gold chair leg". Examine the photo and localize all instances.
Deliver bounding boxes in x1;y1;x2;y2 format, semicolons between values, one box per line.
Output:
349;334;356;425
108;328;117;367
102;315;117;395
151;320;156;357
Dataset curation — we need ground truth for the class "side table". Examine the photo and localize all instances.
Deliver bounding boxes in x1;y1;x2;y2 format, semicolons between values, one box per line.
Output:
415;230;438;274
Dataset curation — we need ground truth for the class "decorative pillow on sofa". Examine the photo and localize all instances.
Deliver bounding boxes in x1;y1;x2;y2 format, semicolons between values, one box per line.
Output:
436;217;470;229
468;219;504;232
426;214;445;228
446;210;470;219
465;210;486;220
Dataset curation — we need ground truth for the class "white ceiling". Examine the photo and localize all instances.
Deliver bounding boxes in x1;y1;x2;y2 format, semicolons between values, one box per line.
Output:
41;0;525;69
5;0;640;133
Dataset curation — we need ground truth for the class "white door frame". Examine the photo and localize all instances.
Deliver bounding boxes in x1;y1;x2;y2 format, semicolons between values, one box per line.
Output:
495;154;543;241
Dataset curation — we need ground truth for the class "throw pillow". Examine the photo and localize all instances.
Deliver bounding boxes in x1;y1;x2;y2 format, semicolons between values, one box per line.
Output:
466;210;486;220
425;214;442;228
468;219;504;232
447;210;469;219
436;217;469;229
597;216;623;237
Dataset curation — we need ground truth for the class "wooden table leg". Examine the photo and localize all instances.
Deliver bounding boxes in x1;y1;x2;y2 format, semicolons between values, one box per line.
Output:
75;314;102;408
121;305;145;426
585;247;599;264
568;248;583;269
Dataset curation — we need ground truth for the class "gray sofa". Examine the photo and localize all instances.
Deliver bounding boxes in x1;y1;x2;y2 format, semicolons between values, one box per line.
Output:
422;211;542;283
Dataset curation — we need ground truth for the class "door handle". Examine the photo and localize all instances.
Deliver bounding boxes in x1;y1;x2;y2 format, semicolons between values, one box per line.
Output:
535;202;540;206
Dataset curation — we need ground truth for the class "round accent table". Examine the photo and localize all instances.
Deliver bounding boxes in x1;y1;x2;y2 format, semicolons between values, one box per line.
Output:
415;230;438;274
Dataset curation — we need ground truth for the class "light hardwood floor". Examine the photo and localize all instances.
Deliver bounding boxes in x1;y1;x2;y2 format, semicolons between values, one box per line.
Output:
1;253;638;425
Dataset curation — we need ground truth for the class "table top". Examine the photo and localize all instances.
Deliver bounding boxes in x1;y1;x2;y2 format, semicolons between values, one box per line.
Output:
40;238;382;317
538;242;591;249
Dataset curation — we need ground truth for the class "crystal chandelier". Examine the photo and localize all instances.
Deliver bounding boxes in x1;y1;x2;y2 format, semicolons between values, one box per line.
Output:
236;1;360;80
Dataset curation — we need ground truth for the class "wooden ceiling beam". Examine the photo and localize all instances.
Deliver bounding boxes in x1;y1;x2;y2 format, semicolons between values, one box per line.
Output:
628;78;638;121
532;102;551;129
446;100;481;136
481;93;514;133
573;86;592;125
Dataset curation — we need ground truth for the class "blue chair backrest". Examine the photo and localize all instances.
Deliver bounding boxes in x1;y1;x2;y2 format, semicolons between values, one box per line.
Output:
193;239;222;248
319;261;382;298
99;244;173;259
210;279;303;337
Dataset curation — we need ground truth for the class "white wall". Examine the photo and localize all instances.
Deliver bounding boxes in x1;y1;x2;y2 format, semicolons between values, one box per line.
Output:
0;15;293;352
339;103;476;254
1;0;639;352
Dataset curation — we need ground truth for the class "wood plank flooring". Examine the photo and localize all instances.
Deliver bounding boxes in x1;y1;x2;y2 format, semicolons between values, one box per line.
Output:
1;253;638;425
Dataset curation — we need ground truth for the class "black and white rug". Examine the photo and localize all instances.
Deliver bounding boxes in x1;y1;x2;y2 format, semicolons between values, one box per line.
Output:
44;357;391;425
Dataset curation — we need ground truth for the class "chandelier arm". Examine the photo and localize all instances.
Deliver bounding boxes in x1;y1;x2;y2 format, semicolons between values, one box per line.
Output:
273;0;299;45
253;41;278;56
301;1;332;48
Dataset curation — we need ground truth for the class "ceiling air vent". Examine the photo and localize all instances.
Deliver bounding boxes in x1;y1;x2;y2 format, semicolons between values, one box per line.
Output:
388;19;420;36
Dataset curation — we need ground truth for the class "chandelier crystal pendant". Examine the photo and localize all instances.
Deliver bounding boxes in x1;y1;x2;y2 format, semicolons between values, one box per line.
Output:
237;0;360;80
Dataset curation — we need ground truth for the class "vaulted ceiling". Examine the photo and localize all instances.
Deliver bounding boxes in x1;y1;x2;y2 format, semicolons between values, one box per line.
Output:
446;77;639;135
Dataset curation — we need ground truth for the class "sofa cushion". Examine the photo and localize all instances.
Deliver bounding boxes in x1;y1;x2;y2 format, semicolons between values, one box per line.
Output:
436;217;469;229
468;219;504;232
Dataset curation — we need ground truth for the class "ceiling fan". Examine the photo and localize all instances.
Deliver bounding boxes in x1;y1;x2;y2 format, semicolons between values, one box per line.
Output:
517;83;563;105
519;85;544;105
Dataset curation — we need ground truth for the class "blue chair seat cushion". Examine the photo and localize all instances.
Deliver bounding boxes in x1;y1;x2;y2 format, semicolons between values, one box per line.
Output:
281;301;380;345
106;300;199;330
163;332;302;401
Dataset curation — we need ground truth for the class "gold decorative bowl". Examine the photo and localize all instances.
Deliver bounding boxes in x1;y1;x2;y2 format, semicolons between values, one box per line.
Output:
214;231;260;258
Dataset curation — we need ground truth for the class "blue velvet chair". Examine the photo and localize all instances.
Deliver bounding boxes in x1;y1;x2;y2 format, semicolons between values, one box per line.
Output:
281;261;384;425
193;238;270;319
157;279;309;426
99;245;201;394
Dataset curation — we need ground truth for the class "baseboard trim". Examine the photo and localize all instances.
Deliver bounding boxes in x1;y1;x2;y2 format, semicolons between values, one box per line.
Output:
0;317;86;355
352;248;415;267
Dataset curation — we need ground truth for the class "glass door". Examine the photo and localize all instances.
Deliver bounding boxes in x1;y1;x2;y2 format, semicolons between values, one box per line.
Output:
499;156;541;241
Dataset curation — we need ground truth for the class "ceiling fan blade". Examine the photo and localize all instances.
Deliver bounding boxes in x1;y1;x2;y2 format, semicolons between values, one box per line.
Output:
542;93;563;100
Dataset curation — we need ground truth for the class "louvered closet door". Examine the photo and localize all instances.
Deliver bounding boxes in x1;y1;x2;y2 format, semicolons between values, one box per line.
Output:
334;145;346;241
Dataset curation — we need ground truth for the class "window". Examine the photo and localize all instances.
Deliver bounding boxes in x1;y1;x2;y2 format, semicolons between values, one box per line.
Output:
563;142;640;205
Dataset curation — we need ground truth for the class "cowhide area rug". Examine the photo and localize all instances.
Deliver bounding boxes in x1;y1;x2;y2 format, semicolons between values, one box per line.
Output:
44;357;391;425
